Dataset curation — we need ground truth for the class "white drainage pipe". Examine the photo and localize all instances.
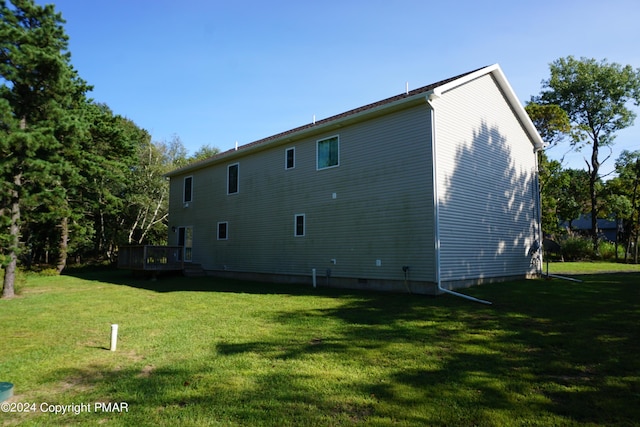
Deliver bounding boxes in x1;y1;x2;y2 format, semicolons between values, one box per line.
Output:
428;94;492;306
544;273;583;283
110;324;119;352
312;268;317;288
437;284;493;305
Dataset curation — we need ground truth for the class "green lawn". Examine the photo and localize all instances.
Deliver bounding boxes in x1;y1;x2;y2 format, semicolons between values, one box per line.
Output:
1;266;639;426
546;260;640;275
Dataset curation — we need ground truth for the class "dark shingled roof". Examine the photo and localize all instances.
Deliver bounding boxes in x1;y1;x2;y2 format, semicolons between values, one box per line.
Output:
167;66;488;175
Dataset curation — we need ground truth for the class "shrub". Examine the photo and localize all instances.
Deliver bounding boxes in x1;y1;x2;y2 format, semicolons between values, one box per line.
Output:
598;240;625;261
561;236;595;261
559;236;626;261
36;268;60;276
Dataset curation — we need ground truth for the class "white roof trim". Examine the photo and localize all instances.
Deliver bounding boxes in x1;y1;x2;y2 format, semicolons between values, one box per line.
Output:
433;64;544;151
167;65;544;177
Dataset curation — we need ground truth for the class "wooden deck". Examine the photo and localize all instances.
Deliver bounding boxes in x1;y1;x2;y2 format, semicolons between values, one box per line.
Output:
117;245;184;271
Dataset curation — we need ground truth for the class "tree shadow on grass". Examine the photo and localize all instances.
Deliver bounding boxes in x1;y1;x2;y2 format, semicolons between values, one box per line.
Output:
64;267;379;298
56;267;640;425
37;362;380;425
214;274;640;425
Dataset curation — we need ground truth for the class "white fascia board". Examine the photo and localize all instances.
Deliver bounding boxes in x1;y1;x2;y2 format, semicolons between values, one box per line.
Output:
432;64;545;151
165;92;428;177
165;64;544;178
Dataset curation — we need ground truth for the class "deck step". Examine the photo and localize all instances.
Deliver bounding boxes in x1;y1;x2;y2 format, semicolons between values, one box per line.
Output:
183;263;206;277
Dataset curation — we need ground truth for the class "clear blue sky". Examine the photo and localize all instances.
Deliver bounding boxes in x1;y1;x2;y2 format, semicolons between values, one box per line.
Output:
48;0;639;176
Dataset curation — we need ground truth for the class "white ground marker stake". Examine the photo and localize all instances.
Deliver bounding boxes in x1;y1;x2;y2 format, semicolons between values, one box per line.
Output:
110;324;119;351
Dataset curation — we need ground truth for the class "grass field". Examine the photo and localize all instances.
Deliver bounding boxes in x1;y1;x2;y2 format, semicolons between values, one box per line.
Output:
1;265;639;426
545;260;640;275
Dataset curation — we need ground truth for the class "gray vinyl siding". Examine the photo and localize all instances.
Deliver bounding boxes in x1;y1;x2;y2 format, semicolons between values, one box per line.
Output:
169;104;436;284
434;74;539;283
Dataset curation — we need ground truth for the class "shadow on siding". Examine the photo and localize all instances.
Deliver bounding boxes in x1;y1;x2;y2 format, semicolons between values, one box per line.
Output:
437;121;539;283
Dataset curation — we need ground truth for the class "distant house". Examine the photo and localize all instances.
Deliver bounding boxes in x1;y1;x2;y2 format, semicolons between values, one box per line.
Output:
165;64;544;294
562;214;619;242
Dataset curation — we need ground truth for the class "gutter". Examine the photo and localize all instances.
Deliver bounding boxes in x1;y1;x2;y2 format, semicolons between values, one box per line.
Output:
166;64;542;179
427;93;493;305
165;91;428;178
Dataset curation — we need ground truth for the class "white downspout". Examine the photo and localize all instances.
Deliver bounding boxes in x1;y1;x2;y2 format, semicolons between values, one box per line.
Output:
534;148;544;276
427;93;492;305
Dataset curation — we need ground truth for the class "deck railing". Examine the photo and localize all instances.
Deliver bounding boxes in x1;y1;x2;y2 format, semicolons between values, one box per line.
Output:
117;245;184;271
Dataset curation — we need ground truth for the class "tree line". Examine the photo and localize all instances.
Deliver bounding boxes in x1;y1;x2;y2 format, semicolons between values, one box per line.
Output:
1;0;217;297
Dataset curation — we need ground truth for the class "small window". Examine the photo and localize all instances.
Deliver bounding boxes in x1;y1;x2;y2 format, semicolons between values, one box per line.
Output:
184;176;193;203
227;163;239;194
217;222;228;240
285;147;295;169
317;136;339;170
294;214;305;237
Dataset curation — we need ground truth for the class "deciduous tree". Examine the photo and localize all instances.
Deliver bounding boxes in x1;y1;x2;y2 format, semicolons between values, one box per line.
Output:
613;150;640;262
533;56;640;252
525;102;571;150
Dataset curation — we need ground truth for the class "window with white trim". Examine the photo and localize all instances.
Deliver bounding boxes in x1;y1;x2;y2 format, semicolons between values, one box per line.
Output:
294;214;305;237
217;222;228;240
317;136;339;170
285;147;295;169
227;163;239;194
183;176;193;203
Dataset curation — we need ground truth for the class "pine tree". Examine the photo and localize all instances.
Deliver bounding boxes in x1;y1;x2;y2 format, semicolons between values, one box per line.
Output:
1;0;89;297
